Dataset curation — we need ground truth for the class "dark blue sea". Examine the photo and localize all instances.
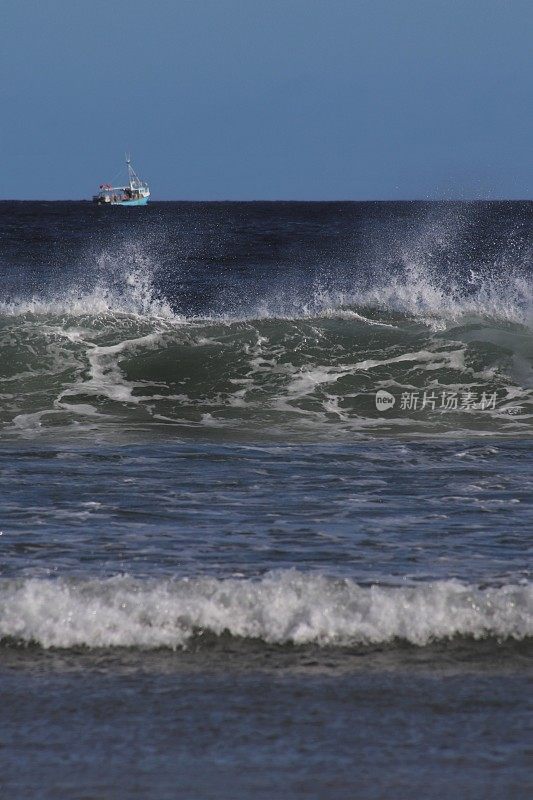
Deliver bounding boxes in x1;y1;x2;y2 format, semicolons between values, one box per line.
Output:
0;201;531;799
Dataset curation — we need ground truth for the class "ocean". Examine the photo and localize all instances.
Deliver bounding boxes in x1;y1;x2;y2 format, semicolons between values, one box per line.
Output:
0;200;531;799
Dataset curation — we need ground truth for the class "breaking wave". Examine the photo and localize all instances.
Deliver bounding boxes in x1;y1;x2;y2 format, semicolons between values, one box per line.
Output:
1;572;530;650
0;239;532;438
1;237;532;326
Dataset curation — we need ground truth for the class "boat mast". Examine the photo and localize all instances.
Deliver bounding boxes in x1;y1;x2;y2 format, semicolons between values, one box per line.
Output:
126;153;144;188
126;153;135;190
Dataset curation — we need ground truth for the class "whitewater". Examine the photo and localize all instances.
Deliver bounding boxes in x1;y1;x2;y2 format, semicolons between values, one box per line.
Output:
1;573;530;650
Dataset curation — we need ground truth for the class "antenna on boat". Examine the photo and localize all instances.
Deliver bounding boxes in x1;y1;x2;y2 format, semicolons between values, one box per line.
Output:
125;151;135;189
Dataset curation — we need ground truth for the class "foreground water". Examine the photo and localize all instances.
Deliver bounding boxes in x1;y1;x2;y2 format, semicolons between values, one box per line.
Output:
0;201;531;798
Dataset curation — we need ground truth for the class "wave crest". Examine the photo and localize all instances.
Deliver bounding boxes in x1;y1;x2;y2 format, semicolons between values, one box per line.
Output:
0;233;532;328
1;572;530;650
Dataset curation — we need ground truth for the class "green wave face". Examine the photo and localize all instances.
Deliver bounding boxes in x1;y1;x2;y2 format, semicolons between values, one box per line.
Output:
1;306;531;440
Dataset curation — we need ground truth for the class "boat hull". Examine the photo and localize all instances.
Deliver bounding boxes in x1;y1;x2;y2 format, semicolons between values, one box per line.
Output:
94;196;149;206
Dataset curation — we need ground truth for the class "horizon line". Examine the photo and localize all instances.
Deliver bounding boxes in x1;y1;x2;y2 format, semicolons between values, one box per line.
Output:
1;197;532;203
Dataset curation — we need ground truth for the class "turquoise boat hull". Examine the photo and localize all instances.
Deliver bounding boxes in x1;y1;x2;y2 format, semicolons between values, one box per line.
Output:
93;195;150;206
114;196;149;206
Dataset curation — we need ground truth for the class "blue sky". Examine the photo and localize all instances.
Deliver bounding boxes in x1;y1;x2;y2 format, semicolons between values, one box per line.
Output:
1;0;532;199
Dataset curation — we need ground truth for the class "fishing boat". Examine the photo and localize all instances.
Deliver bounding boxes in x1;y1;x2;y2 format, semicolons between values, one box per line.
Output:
93;155;150;206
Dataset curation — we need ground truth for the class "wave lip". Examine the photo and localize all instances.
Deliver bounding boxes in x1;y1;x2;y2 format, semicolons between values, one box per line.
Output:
0;572;530;650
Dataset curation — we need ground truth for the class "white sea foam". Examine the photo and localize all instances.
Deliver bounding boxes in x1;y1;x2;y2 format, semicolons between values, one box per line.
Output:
0;572;530;650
